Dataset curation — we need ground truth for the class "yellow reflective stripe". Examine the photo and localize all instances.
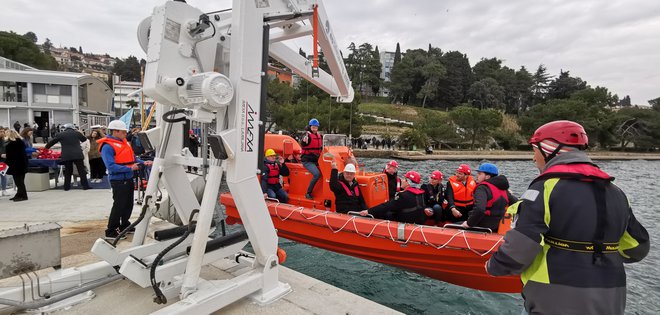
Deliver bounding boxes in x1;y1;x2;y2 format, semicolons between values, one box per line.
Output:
506;200;522;215
521;178;558;286
618;231;639;259
543;178;559;226
521;243;551;285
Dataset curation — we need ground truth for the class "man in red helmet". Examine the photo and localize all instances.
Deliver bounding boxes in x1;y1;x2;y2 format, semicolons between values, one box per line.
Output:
486;120;649;315
444;164;476;223
383;160;401;200
360;171;426;224
422;170;445;225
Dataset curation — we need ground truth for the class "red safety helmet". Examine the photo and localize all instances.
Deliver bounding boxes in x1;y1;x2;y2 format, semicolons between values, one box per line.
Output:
430;170;443;180
386;160;400;168
528;120;589;148
456;164;471;174
404;171;421;184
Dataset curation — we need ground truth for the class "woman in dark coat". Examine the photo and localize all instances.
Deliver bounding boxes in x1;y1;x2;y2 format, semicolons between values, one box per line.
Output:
5;129;28;201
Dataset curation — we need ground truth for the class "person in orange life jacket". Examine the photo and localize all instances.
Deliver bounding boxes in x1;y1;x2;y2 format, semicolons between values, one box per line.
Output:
98;120;153;240
486;120;649;315
422;170;445;224
383;160;401;200
329;161;366;214
300;118;322;199
260;148;289;203
360;171;426;224
460;163;517;232
444;164;476;223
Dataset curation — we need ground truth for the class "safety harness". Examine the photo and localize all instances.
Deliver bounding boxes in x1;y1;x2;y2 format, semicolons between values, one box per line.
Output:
533;164;616;263
338;179;360;197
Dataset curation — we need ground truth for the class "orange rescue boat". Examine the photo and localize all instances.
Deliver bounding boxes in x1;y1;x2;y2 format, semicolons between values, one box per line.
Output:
221;134;522;293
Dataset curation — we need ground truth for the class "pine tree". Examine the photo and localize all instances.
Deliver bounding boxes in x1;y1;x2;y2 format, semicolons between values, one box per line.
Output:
393;42;401;66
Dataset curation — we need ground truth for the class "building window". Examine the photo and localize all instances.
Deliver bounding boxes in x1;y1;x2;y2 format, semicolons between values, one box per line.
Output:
0;81;27;102
33;83;73;105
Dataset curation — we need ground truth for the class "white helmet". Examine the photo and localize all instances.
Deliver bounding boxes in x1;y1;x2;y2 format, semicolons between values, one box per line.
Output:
343;163;356;173
108;120;128;131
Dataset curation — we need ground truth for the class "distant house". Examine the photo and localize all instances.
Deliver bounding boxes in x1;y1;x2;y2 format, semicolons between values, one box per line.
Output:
0;58;113;131
379;51;395;97
267;65;293;86
112;75;155;118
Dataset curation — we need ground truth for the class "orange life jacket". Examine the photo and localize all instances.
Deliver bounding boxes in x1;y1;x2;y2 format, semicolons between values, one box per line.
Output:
97;137;136;165
448;175;476;207
265;162;281;185
478;181;509;216
301;132;322;156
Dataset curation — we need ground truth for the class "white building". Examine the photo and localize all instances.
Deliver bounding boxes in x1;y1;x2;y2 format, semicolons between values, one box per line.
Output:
112;75;155;119
379;51;395;97
0;58;113;131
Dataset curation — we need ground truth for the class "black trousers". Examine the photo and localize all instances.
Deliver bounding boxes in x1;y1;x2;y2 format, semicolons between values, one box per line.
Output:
63;159;89;189
443;205;472;223
12;172;27;198
89;158;106;179
107;179;134;234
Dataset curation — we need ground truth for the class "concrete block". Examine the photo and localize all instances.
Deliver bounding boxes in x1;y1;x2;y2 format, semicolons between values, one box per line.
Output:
26;172;50;192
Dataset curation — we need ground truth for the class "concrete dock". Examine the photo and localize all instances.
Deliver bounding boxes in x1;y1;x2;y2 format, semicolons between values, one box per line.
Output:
0;186;401;314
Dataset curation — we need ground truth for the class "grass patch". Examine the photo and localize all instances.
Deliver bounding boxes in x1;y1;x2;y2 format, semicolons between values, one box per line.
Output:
362;124;410;136
358;103;448;123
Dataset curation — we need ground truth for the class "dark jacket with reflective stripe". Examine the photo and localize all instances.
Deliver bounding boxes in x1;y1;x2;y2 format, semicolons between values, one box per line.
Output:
467;175;517;232
486;151;649;315
329;168;367;214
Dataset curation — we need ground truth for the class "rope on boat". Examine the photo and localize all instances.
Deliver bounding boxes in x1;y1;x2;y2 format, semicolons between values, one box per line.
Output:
270;202;504;257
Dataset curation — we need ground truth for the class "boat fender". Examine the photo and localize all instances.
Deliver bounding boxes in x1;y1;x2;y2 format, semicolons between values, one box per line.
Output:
277;247;287;264
397;222;406;242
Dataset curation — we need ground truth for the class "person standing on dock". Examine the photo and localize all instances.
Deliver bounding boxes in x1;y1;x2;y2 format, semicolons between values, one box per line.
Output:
444;164;476;223
300;118;323;200
461;163;517;232
383;160;401;200
45;124;91;190
98;120;152;240
486;120;649;315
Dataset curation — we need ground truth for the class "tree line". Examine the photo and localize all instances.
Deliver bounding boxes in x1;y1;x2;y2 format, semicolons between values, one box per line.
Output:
337;41;660;151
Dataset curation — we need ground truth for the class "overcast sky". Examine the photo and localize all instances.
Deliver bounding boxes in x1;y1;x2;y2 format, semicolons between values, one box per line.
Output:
2;0;659;105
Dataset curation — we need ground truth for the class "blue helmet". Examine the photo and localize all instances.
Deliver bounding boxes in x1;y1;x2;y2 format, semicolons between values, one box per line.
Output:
477;163;499;176
309;118;320;127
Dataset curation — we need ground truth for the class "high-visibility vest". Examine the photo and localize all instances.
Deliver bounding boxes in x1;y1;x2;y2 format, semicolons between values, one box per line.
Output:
448;175;476;207
97;137;136;165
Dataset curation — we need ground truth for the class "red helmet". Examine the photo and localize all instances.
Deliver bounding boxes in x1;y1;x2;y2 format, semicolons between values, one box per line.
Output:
430;170;443;180
404;171;421;184
528;120;588;148
456;164;471;174
386;160;399;168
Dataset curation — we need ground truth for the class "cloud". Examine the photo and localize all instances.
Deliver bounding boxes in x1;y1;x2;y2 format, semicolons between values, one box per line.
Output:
1;0;658;104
